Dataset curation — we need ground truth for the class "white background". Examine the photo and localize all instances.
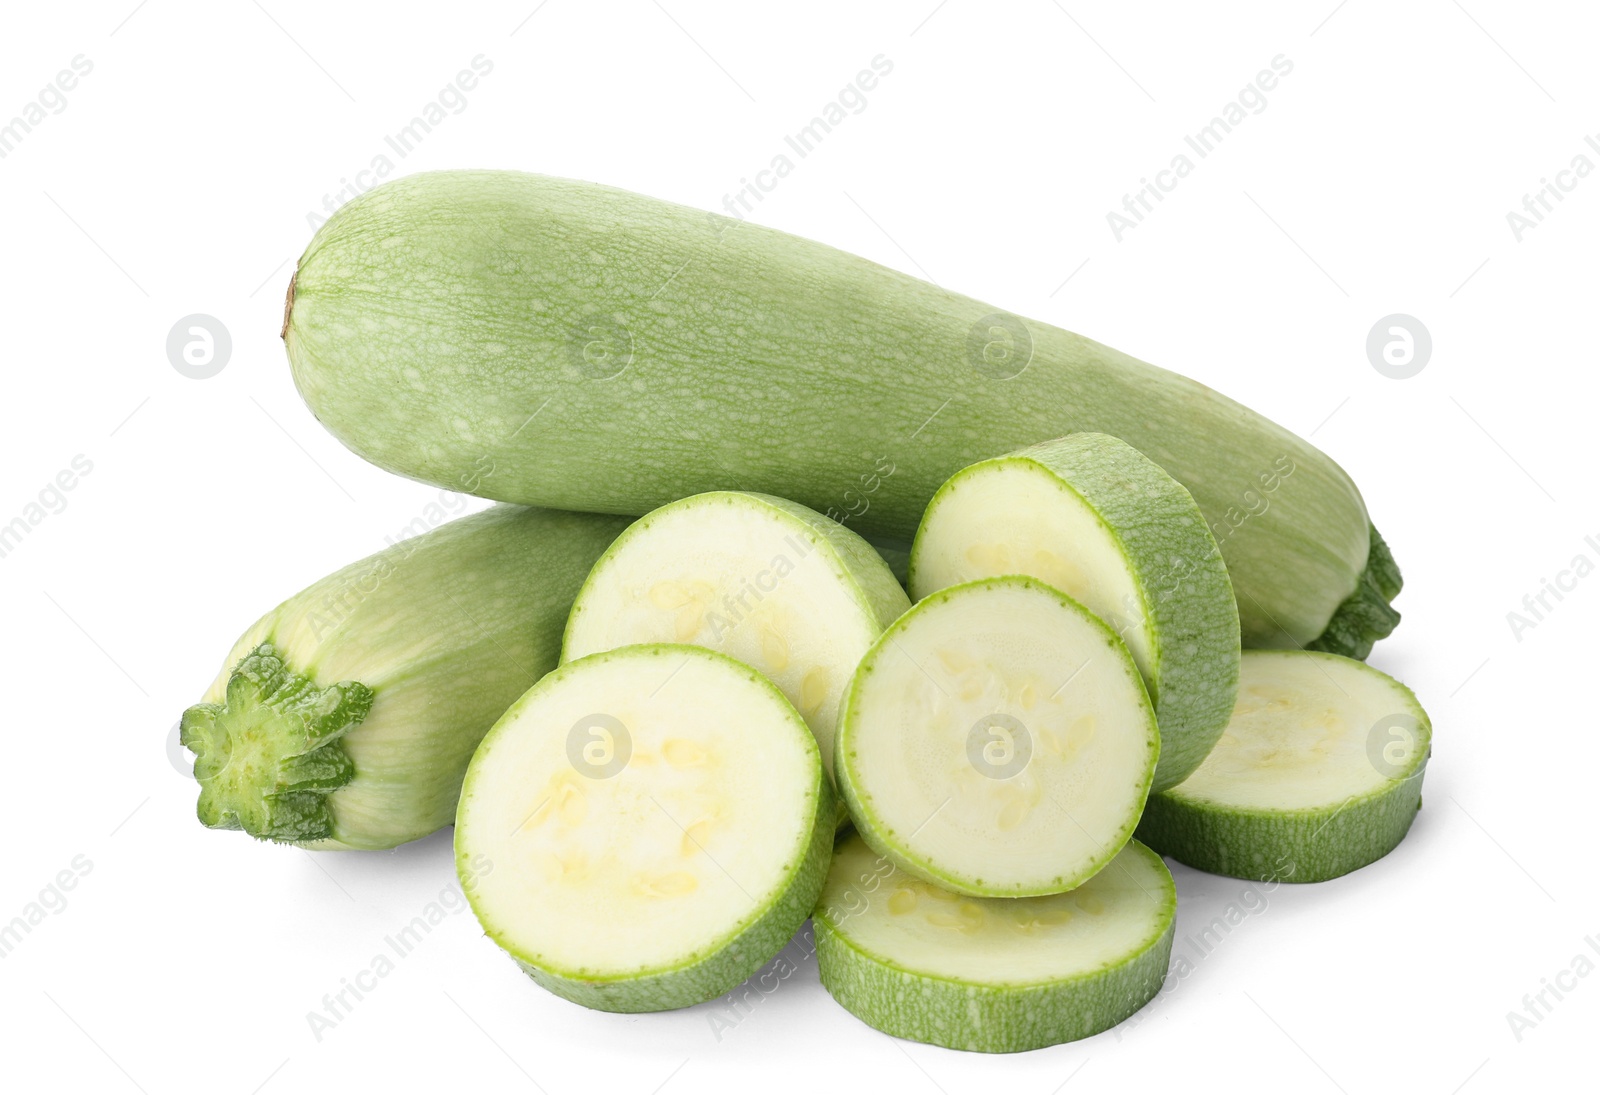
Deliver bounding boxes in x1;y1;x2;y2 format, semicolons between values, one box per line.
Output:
0;1;1593;1092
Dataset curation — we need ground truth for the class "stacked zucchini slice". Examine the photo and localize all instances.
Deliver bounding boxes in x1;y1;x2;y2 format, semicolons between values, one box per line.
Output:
182;441;1425;1050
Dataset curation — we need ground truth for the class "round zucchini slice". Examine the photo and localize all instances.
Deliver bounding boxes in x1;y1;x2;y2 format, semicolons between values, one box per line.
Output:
816;833;1176;1052
456;644;833;1012
910;433;1240;790
562;490;909;785
1136;650;1431;882
836;576;1159;897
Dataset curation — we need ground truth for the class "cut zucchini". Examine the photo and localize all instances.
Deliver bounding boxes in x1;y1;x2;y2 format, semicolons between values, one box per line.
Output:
836;577;1158;897
910;433;1240;791
455;644;833;1012
180;505;628;849
561;491;910;783
1136;650;1431;882
816;833;1175;1053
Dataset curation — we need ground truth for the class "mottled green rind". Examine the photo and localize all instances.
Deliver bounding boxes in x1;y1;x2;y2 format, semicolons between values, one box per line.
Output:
815;840;1176;1053
1135;651;1431;883
457;645;835;1013
1306;526;1403;660
186;505;629;850
181;643;370;842
1136;772;1424;883
910;433;1240;790
837;576;1159;897
285;170;1397;653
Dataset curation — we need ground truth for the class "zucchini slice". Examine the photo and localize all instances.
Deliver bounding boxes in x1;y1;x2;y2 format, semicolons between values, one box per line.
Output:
909;433;1240;790
455;644;833;1012
561;491;909;783
836;577;1158;897
1136;650;1431;882
816;833;1175;1053
180;505;628;849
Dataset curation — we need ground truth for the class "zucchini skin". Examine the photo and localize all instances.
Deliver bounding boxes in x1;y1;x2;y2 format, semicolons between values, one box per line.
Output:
1135;770;1424;884
814;839;1176;1053
286;170;1398;653
909;434;1241;790
184;505;629;849
1135;650;1432;883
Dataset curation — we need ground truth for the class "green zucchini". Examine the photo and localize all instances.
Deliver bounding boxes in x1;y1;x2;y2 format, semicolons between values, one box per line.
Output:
283;170;1401;657
815;833;1175;1053
909;433;1240;790
1135;650;1431;882
836;577;1158;897
179;505;628;849
561;490;909;784
455;644;832;1012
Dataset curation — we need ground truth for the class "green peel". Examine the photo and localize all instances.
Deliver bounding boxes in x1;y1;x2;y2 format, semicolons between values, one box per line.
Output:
181;643;372;843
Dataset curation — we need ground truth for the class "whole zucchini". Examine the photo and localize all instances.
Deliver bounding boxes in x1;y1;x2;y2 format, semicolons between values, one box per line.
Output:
284;171;1399;655
180;504;628;849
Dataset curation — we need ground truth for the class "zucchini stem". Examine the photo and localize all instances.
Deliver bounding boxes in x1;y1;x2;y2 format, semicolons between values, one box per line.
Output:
180;643;371;843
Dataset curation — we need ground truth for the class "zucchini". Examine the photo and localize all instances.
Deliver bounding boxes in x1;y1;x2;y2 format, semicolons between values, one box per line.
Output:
835;577;1158;897
816;833;1175;1053
455;644;833;1012
561;490;909;783
180;505;628;849
283;170;1401;657
1135;650;1431;882
909;433;1239;790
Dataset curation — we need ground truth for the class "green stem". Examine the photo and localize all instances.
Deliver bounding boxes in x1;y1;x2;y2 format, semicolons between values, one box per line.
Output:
180;643;372;843
1306;525;1403;660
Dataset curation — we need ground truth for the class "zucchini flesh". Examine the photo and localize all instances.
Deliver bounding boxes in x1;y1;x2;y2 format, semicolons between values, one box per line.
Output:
1135;650;1431;882
455;645;832;1012
816;834;1175;1053
561;491;909;783
180;505;629;849
836;577;1158;897
910;433;1240;790
284;170;1400;657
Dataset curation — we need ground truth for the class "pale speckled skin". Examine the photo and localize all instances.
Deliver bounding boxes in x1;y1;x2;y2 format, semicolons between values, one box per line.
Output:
1136;769;1424;883
910;434;1241;790
455;645;835;1013
285;170;1394;652
815;839;1176;1053
195;505;630;850
1135;651;1432;882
